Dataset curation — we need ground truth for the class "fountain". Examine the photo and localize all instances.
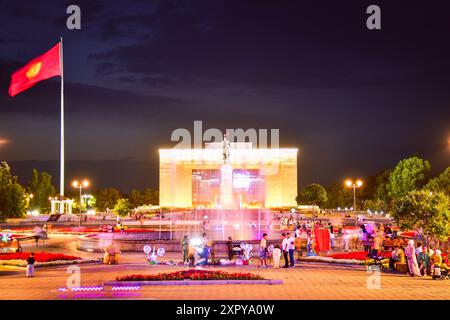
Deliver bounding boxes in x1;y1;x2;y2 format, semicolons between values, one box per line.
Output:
78;137;298;253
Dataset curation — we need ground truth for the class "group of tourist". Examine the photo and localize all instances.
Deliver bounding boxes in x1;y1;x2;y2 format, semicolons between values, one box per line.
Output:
258;232;296;268
388;240;449;277
181;233;211;267
279;215;298;230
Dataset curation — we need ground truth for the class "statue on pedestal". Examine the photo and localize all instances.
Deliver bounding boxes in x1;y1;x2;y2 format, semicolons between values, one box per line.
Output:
222;133;231;164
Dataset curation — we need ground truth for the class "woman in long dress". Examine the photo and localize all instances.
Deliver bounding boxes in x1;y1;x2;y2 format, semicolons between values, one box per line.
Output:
405;240;421;277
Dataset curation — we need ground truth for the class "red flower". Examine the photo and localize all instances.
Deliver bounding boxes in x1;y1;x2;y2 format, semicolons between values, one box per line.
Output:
330;251;392;260
116;269;264;281
0;252;80;262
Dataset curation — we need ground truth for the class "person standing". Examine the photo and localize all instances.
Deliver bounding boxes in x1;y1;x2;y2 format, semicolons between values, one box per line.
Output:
226;236;233;261
287;233;295;267
415;242;423;257
405;240;421;277
26;253;35;278
259;233;268;267
389;246;399;271
281;233;289;268
306;229;313;254
295;226;301;238
328;223;335;250
295;231;303;260
417;246;431;276
181;235;189;265
272;245;282;268
201;233;209;265
187;242;196;267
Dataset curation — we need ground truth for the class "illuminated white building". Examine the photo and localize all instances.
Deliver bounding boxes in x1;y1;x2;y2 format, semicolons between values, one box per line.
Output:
159;142;298;208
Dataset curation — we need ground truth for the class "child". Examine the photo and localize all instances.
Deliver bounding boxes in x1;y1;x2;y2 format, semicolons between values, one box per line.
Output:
26;253;35;278
259;233;268;267
187;242;196;267
272;245;282;268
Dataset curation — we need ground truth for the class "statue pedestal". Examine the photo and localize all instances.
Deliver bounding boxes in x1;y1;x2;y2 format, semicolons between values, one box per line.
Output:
219;164;234;209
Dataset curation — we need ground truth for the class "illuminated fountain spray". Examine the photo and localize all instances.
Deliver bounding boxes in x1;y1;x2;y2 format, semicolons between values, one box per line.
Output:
218;134;233;240
219;134;234;209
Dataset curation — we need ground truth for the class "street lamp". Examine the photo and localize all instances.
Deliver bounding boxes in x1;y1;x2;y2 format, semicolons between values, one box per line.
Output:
344;179;363;211
72;179;90;214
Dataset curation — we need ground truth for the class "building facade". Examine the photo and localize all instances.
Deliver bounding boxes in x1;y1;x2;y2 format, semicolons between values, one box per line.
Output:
159;143;298;208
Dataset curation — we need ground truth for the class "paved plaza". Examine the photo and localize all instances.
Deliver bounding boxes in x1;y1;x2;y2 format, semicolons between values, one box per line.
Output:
1;235;450;300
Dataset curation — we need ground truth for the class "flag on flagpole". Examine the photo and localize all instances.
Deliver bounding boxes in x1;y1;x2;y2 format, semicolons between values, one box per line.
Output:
8;42;61;97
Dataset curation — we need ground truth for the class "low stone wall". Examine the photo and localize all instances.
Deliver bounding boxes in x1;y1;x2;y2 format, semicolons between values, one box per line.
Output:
77;234;282;255
77;234;178;253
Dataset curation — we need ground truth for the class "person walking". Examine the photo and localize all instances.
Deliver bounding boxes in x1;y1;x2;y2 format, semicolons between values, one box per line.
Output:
281;233;289;268
181;235;189;264
287;232;295;267
26;253;35;278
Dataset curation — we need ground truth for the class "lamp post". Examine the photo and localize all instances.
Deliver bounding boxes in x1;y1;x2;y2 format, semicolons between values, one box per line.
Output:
345;179;363;226
72;179;90;214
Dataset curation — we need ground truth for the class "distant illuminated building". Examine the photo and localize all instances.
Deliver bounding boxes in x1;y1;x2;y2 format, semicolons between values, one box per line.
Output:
159;142;298;208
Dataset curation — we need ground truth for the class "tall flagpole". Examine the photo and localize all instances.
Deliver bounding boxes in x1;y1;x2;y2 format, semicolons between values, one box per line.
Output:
59;37;65;212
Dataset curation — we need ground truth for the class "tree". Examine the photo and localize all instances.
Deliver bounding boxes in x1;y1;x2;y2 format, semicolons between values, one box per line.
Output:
424;167;450;196
113;198;131;217
141;188;159;205
27;169;56;213
127;188;159;208
324;182;353;209
86;195;96;210
95;188;121;212
128;189;143;209
363;199;389;212
388;156;430;200
296;183;327;207
373;170;391;202
0;162;26;221
393;190;450;241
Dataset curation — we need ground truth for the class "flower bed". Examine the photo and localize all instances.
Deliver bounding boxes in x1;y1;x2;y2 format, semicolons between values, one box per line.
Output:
301;251;392;265
0;252;81;262
0;252;99;268
300;256;366;265
330;251;392;261
116;269;265;282
5;227;155;234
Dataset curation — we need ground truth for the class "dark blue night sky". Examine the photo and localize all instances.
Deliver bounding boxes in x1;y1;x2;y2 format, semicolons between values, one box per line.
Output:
0;0;449;192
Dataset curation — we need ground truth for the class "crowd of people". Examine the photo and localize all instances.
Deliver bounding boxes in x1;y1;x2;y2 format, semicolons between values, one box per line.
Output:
388;240;449;278
181;233;211;267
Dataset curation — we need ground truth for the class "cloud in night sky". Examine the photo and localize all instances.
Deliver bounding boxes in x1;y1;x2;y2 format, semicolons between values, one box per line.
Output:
0;0;449;192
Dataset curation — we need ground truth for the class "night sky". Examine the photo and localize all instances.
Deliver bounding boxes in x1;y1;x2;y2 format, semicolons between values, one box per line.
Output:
0;0;449;193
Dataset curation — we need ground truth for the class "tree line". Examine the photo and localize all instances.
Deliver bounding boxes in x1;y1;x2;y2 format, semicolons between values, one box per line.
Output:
297;156;449;209
296;156;450;240
0;161;158;221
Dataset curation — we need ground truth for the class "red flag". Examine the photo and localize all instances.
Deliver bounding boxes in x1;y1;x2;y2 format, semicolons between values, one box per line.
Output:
8;42;61;97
